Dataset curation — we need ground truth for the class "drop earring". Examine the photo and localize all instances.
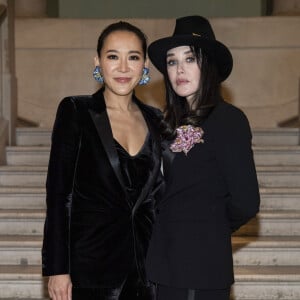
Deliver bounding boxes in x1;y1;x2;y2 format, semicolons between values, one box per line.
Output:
138;67;150;85
93;66;104;83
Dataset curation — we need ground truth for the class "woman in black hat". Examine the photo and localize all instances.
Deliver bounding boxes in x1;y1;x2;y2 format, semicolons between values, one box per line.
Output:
145;16;260;300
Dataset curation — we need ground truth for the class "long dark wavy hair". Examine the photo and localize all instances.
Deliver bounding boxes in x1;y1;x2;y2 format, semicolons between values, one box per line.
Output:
161;45;222;140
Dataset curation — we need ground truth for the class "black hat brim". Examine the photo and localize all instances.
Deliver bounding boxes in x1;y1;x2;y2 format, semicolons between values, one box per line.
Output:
148;35;233;82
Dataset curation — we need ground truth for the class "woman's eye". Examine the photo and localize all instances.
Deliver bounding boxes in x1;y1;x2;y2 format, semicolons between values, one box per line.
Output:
129;55;140;61
167;60;176;66
186;56;196;63
107;55;118;60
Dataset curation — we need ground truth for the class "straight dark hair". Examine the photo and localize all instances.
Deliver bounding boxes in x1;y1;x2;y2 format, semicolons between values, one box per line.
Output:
161;45;222;140
97;21;147;59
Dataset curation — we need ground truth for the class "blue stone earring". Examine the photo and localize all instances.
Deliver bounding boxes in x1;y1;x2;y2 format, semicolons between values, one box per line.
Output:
93;66;104;83
139;67;150;85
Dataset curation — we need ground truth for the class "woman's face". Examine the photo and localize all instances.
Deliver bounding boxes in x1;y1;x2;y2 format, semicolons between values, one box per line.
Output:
166;45;201;102
97;30;145;98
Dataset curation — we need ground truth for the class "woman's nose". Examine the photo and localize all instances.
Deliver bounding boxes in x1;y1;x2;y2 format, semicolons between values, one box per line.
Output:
177;62;184;74
119;59;129;72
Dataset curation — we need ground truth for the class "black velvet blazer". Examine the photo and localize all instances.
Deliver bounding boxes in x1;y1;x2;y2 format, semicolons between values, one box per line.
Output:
146;100;260;289
42;88;163;288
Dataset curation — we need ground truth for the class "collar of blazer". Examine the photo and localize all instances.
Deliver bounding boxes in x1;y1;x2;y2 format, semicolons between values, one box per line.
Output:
88;88;162;211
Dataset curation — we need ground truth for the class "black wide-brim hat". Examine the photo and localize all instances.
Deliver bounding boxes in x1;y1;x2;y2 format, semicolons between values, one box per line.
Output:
148;15;233;82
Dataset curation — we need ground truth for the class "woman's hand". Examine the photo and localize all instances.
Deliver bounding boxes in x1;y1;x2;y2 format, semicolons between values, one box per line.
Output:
48;274;72;300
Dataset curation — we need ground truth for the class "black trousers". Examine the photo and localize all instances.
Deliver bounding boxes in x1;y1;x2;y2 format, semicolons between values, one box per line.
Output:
72;268;155;300
156;284;230;300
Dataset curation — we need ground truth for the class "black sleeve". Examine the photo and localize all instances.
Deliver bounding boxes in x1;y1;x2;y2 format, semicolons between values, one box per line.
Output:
214;105;260;232
42;97;81;276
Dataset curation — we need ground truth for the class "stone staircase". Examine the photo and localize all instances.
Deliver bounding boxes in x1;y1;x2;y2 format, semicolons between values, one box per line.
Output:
0;127;299;299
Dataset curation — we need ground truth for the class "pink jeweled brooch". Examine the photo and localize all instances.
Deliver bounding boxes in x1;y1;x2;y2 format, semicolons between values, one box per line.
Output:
170;125;204;155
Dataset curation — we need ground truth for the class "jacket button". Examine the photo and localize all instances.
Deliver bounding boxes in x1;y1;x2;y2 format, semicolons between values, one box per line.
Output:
156;209;160;214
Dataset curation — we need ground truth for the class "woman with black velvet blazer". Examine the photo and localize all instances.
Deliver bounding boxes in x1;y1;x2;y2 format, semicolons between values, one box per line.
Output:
42;21;162;300
145;16;260;300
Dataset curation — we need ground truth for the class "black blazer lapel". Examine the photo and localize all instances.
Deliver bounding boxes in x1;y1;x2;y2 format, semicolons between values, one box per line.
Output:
88;91;127;197
133;118;161;214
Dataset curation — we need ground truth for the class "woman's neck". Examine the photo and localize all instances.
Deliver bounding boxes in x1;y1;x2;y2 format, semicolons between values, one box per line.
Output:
103;89;135;112
186;96;196;110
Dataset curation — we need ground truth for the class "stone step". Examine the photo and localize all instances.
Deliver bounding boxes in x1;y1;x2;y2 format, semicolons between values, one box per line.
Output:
231;299;296;300
0;235;42;265
0;166;47;186
15;127;300;147
0;209;45;235
1;235;300;267
6;144;300;166
5;126;299;299
259;187;300;210
0;186;45;209
0;265;299;299
16;128;51;147
252;128;300;146
0;187;298;211
235;210;300;236
0;209;299;237
257;165;300;187
254;146;300;165
232;266;300;300
6;146;50;166
0;186;298;211
0;265;47;299
1;165;300;189
232;236;300;266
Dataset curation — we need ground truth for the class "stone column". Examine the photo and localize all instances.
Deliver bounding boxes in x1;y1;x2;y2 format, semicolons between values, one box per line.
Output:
0;0;17;146
272;0;300;15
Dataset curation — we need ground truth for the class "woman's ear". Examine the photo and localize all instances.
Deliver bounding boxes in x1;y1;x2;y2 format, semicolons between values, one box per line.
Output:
144;58;149;69
94;56;100;67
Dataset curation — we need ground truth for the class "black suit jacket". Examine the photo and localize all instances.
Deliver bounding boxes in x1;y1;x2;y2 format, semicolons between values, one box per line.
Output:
146;100;260;289
42;88;163;288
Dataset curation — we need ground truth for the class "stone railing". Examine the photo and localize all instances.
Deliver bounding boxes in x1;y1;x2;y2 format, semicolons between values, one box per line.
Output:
0;0;17;154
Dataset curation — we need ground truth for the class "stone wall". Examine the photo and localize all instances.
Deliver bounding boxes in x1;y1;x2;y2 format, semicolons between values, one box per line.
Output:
14;0;267;18
15;0;47;17
273;0;300;15
15;17;300;128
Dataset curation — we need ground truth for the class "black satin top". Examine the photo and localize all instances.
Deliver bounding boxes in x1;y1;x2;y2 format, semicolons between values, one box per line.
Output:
114;133;153;207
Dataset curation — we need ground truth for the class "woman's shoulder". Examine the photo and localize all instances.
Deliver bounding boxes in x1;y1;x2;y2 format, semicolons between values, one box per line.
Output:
205;99;252;141
61;94;94;105
211;99;250;126
58;94;95;112
216;99;246;117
